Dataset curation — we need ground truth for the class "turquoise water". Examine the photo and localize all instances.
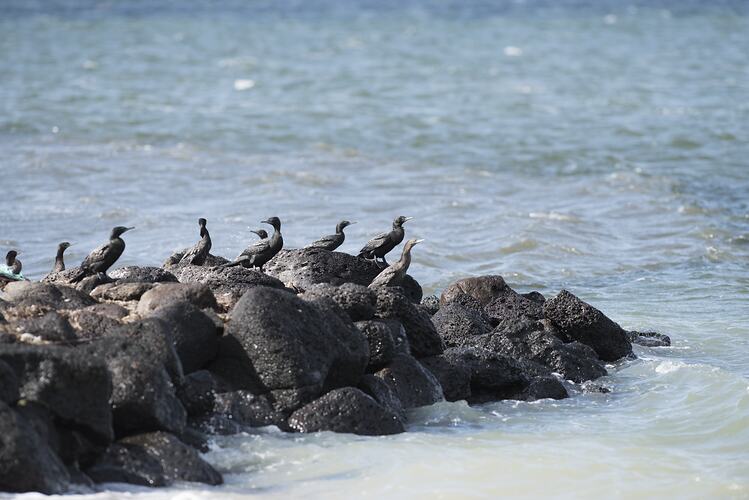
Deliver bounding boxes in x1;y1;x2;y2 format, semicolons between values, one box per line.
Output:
1;1;748;498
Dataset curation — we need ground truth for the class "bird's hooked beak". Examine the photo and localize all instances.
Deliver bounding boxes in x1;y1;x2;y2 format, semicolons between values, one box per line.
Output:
261;219;271;225
414;239;424;245
404;217;414;222
124;227;135;232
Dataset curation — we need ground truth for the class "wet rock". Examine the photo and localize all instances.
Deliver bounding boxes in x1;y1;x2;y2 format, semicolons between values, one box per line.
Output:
2;281;96;310
522;291;546;304
419;355;472;402
137;283;218;314
0;344;113;443
91;282;156;302
543;290;633;362
149;301;220;374
265;248;423;302
374;353;444;409
420;295;440;316
373;287;443;358
0;360;19;404
358;374;406;423
171;264;286;311
523;375;568;401
440;275;510;306
109;266;178;284
442;347;530;404
300;282;377;321
0;402;70;494
221;286;369;414
473;320;607;383
626;330;671;347
83;337;186;437
355;320;397;371
74;273;114;294
213;390;286;428
177;370;219;417
12;311;76;342
288;387;404;436
86;431;221;487
431;302;492;348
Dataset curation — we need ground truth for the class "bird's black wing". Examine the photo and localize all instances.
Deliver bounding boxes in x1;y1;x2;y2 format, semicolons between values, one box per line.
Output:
238;239;271;260
359;231;389;254
80;242;111;272
305;234;337;250
369;266;397;288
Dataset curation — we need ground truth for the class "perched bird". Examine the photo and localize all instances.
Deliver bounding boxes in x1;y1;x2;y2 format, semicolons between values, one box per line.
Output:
180;218;212;266
52;242;72;272
358;216;413;267
251;229;268;239
70;226;133;283
368;238;423;289
305;220;356;251
5;250;22;275
223;217;283;271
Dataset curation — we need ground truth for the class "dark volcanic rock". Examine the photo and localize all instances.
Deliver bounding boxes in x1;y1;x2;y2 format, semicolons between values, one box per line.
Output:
544;290;633;362
358;374;406;423
373;287;443;358
91;282;156;302
220;286;369;414
440;275;511;306
83;337;186;437
12;311;77;342
300;282;377;321
41;267;81;285
0;360;19;404
149;301;221;374
626;330;672;347
2;281;96;310
0;402;70;494
63;307;123;340
171;264;286;311
473;320;607;383
137;283;218;314
265;248;423;302
484;287;544;326
374;353;444;409
419;354;472;402
431;302;492;348
355;320;397;371
164;251;229;268
213;390;287;428
86;432;221;487
442;347;530;404
110;318;185;384
109;266;178;284
288;387;404;436
0;344;113;443
177;370;219;417
420;295;440;316
523;375;568;401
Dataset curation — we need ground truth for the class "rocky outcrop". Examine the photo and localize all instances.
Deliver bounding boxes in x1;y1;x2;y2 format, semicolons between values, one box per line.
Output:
109;266;178;284
288;387;404;436
374;353;444;409
372;287;443;358
544;290;632;361
264;248;422;303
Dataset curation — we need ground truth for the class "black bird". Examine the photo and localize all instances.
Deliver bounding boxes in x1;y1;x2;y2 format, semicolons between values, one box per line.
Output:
305;220;356;251
358;216;413;267
53;242;72;272
368;238;423;289
251;229;268;239
70;226;133;283
223;217;283;271
5;250;22;275
180;218;212;266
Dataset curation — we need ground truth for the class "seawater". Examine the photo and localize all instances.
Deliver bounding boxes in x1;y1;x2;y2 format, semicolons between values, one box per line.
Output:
1;1;748;498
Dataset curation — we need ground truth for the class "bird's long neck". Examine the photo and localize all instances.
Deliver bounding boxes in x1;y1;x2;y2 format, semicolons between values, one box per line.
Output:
270;226;282;247
54;247;66;272
200;225;208;238
336;224;344;235
397;245;412;272
5;255;13;266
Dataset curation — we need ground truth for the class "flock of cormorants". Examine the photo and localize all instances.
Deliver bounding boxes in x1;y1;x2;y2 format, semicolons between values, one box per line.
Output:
1;216;421;290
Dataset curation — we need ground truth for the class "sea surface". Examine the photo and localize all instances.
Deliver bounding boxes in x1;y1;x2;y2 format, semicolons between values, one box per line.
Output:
1;0;748;498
